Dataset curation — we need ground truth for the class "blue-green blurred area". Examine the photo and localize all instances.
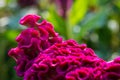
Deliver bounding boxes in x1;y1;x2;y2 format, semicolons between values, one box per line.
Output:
0;0;120;80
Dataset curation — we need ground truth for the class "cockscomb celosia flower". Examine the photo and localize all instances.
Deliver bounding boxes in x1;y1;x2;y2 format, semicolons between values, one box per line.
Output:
102;57;120;80
8;14;62;77
8;14;120;80
23;40;107;80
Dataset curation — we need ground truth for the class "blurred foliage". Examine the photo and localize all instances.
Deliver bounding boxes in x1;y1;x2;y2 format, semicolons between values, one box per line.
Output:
0;0;120;80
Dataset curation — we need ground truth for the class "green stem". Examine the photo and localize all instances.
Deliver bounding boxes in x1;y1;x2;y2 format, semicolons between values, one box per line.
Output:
65;19;73;39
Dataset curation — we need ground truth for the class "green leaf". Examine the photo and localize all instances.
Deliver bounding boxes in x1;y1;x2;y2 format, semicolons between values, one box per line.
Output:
75;8;110;41
5;30;19;41
0;40;7;63
47;7;66;37
69;0;88;26
5;0;16;6
114;0;120;9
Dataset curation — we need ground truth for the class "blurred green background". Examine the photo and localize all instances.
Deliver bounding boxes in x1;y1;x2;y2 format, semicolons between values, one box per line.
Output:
0;0;120;80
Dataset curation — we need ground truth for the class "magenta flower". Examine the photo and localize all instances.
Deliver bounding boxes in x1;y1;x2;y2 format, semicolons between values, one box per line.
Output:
8;14;62;77
8;14;120;80
19;14;41;27
102;57;120;80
